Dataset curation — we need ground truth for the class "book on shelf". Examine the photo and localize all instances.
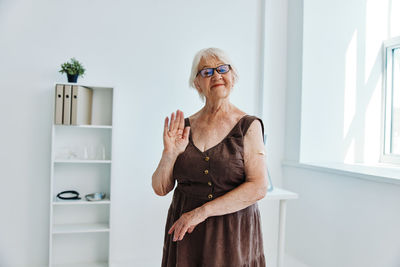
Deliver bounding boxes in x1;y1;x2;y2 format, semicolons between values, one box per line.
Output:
71;85;93;125
54;84;64;124
54;84;94;126
62;85;72;125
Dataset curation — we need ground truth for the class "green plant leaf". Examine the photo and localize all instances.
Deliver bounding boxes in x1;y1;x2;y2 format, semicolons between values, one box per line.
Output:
59;57;86;77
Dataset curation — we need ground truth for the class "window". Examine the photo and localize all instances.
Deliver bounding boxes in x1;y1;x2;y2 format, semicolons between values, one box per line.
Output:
382;37;400;164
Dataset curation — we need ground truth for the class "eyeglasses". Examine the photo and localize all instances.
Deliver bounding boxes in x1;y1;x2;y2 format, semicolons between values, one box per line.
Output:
196;64;231;78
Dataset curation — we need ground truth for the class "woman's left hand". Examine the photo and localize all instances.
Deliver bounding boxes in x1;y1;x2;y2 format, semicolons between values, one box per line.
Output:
168;207;206;241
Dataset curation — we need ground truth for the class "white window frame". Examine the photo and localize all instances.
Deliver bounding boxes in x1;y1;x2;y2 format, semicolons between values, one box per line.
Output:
381;36;400;164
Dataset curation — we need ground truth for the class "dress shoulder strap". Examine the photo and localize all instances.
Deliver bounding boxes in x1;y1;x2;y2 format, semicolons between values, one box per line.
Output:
184;117;190;128
241;115;265;144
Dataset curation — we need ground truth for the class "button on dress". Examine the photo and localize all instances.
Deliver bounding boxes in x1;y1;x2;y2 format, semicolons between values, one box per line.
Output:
162;115;266;267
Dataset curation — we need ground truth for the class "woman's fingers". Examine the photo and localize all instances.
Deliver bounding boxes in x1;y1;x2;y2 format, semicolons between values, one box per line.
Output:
173;222;183;241
168;209;203;241
168;221;177;235
175;223;188;241
178;225;190;240
169;112;175;132
168;216;198;241
172;110;180;132
166;110;185;135
169;218;189;242
163;117;169;136
178;110;184;132
187;225;195;233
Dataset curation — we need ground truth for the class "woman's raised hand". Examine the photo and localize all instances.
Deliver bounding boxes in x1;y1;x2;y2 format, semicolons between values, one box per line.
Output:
163;110;190;157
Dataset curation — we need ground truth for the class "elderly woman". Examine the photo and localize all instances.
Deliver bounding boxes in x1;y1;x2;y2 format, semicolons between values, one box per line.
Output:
152;47;268;267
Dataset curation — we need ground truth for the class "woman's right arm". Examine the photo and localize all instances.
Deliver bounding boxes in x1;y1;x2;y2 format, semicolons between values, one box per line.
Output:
151;150;179;196
151;110;190;196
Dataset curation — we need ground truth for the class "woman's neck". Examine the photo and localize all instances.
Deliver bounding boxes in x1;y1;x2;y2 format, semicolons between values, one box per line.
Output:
200;98;233;122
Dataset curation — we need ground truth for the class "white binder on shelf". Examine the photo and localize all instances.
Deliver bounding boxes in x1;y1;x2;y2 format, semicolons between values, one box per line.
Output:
63;85;72;125
54;84;64;124
71;85;93;125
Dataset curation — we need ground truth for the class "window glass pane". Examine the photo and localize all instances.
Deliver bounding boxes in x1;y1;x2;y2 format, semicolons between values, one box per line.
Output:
392;48;400;154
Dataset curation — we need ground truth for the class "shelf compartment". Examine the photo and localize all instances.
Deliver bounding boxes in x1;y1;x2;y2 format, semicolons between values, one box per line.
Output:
53;164;110;201
51;232;109;265
90;87;113;126
54;83;113;126
53;223;109;234
54;126;112;161
53;204;109;227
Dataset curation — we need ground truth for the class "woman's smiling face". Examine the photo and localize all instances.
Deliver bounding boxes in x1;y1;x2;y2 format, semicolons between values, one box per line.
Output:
194;56;234;101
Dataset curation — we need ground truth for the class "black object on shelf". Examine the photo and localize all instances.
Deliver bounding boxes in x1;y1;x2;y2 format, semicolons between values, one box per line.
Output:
57;190;81;200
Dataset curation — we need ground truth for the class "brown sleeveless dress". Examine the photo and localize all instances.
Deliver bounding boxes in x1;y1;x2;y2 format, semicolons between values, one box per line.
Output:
161;115;266;267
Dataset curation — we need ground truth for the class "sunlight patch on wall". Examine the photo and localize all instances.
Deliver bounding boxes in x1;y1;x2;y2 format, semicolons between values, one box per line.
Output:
390;0;400;37
364;80;382;163
344;138;356;163
344;30;357;139
365;0;389;83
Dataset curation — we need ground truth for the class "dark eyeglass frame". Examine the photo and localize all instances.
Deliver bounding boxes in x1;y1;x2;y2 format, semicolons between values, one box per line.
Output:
196;64;231;78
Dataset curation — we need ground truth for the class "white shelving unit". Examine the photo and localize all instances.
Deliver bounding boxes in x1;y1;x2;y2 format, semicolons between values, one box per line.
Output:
49;83;114;267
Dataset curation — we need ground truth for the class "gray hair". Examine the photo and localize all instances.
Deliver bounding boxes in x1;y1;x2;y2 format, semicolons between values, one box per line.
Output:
188;47;239;101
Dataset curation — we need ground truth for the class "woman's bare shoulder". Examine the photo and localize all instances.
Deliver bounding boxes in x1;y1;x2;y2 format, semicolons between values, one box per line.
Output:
187;110;201;122
234;107;247;119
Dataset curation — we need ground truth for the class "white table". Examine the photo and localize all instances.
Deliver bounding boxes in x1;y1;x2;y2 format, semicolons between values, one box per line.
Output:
265;187;299;267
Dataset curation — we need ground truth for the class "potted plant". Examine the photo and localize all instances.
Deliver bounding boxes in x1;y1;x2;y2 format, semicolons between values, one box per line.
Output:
59;58;86;83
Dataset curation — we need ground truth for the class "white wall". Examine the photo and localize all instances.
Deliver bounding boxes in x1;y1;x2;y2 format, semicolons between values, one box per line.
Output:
0;0;290;266
284;1;400;266
285;0;303;162
259;1;289;266
263;0;288;186
283;164;400;267
300;0;400;164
